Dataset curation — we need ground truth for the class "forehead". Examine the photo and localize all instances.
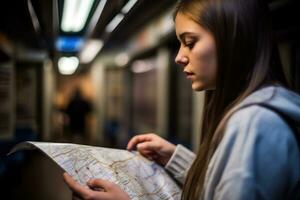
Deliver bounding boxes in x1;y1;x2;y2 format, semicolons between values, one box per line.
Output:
175;13;207;38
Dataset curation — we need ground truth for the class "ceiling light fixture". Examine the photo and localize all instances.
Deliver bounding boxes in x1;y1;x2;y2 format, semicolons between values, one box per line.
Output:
58;56;79;75
105;14;124;33
61;0;95;32
79;40;104;64
27;0;41;33
121;0;138;14
105;0;139;33
86;0;108;36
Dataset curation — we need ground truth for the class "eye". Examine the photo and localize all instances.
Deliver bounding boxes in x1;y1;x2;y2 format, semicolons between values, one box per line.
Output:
184;41;195;49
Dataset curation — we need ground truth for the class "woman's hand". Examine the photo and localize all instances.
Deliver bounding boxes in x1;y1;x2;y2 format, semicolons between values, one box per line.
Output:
127;133;176;166
63;173;130;200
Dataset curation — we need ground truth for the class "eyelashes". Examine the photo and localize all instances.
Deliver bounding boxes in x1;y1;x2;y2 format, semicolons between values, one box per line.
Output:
177;37;198;50
183;38;197;49
185;42;195;49
183;41;196;49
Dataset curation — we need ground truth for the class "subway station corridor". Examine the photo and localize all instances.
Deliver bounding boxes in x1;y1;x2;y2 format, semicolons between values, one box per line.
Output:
1;0;300;199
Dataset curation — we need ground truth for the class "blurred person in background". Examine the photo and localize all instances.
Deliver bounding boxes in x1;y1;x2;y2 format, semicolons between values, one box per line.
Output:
63;0;300;199
64;88;92;142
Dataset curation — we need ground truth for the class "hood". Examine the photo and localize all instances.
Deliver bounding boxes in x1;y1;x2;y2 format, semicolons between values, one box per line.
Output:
239;86;300;126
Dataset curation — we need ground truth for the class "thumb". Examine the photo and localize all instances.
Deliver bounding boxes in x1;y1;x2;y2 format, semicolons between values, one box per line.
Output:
87;179;114;191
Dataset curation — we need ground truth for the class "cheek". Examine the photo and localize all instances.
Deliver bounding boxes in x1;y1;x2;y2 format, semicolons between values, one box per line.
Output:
193;46;217;76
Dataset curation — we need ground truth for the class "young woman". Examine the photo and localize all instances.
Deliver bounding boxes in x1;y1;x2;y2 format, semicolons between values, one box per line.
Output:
63;0;300;199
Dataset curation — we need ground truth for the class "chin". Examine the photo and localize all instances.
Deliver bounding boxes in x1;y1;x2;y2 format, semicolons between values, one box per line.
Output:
191;82;205;91
192;82;215;92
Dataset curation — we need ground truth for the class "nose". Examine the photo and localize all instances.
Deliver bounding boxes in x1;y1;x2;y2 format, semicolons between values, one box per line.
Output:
175;48;188;66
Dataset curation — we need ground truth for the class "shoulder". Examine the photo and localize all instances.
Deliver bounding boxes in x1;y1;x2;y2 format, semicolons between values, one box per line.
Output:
220;104;299;165
212;105;300;199
227;105;294;140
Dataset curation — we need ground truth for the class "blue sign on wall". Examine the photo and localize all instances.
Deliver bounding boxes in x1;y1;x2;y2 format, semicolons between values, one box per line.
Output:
56;37;84;52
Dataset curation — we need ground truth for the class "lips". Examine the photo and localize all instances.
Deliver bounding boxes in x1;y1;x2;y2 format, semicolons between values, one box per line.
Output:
184;71;195;79
185;72;194;76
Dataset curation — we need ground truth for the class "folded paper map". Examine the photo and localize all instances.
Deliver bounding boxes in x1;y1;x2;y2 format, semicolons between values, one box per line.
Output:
9;141;181;200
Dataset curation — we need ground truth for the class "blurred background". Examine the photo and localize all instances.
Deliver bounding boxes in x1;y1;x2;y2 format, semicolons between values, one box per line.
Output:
0;0;299;199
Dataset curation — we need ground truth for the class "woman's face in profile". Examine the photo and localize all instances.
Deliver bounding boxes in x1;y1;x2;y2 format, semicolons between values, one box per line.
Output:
175;13;217;91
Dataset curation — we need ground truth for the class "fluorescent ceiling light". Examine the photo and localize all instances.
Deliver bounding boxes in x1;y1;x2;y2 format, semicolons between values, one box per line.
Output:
79;40;103;64
58;56;79;75
61;0;94;32
104;0;138;33
105;13;124;33
87;0;107;35
121;0;138;14
27;0;41;33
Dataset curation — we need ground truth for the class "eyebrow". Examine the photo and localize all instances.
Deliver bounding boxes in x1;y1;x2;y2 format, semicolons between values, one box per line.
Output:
178;32;198;41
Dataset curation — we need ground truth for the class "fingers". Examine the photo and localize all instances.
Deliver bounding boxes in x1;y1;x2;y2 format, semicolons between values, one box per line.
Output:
87;179;114;192
127;133;156;150
64;173;130;200
137;143;161;161
63;173;94;199
64;173;129;200
136;141;161;151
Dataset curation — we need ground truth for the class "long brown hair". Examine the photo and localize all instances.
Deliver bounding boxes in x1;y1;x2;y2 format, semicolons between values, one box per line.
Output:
174;0;289;199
